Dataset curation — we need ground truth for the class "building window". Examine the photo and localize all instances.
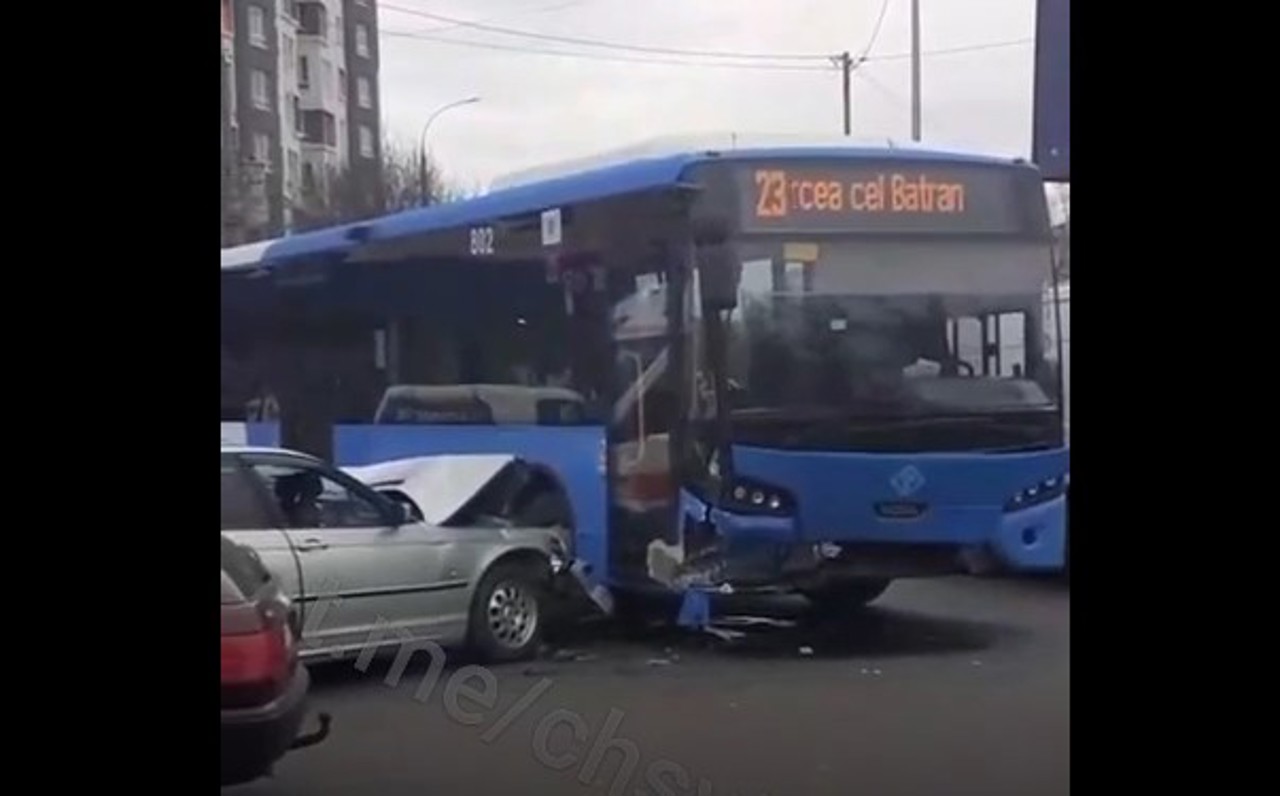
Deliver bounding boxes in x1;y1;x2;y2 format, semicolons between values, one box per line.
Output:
302;162;316;193
302;110;337;146
252;133;271;166
356;76;372;109
338;68;347;102
298;56;310;89
282;36;295;72
299;2;327;38
355;24;370;58
250;70;270;110
293;96;303;133
248;6;267;48
287;151;300;189
359;125;375;159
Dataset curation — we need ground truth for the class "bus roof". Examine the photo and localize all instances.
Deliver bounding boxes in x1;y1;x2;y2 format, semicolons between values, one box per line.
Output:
222;143;1030;272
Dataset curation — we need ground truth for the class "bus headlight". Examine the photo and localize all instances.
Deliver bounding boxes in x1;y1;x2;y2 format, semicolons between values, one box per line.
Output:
724;477;793;516
1004;475;1067;512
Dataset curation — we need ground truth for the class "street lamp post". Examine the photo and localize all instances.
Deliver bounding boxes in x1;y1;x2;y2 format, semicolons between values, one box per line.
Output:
418;96;480;204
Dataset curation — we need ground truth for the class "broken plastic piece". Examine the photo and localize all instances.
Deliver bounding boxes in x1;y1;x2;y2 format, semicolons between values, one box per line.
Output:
676;589;712;630
569;559;615;616
717;615;796;629
702;626;745;642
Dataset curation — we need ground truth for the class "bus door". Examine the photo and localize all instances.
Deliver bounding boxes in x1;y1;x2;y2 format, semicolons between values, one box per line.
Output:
606;254;687;587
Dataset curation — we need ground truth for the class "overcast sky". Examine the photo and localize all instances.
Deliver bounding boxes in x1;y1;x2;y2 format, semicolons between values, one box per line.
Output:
376;0;1041;192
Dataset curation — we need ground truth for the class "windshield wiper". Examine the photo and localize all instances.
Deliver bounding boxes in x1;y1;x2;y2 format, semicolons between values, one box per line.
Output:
731;406;850;423
979;442;1058;453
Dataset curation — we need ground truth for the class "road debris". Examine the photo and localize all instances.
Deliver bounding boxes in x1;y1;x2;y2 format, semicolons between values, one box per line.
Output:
702;626;746;642
718;615;796;629
798;646;814;656
522;665;557;677
547;648;598;663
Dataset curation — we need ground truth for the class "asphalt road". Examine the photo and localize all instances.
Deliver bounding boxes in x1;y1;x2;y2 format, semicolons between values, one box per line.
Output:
228;575;1069;796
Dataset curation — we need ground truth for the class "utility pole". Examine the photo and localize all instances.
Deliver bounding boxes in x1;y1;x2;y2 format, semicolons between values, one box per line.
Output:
834;51;854;136
910;0;922;141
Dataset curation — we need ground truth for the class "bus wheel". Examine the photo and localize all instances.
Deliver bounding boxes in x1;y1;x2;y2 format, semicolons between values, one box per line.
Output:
802;579;892;618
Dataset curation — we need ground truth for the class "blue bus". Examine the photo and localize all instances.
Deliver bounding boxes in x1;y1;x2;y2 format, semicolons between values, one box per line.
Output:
222;142;1069;619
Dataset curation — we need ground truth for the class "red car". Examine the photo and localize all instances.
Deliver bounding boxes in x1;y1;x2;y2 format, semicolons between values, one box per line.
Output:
221;536;329;787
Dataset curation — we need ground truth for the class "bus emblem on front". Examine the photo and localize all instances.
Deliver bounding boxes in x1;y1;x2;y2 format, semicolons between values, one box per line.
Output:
890;465;925;498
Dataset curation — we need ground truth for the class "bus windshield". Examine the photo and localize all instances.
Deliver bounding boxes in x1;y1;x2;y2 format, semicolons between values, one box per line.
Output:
715;239;1063;453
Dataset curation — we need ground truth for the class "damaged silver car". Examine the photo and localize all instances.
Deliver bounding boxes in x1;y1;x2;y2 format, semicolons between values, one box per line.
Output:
220;445;572;662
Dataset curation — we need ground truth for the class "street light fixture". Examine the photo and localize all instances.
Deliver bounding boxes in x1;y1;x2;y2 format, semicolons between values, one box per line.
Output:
418;96;481;204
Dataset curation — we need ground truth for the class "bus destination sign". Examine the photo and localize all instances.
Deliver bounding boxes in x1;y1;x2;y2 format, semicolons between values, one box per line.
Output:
736;163;1033;236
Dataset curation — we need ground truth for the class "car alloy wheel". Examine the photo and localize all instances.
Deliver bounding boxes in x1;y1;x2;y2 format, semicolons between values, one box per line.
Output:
486;580;539;651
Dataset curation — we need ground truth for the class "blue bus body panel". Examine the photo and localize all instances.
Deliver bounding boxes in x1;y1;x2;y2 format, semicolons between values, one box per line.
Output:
367;148;1016;250
249;146;1026;270
254;223;367;266
732;445;1069;570
245;422;282;447
239;421;1066;574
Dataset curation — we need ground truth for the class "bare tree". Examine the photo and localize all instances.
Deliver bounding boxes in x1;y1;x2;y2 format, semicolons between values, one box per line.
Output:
292;136;465;231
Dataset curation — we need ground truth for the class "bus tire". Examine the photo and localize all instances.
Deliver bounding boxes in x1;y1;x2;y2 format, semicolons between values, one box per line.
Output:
469;561;548;663
802;579;892;617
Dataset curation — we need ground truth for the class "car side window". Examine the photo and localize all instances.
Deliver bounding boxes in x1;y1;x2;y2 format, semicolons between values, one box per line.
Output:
221;459;277;531
248;461;388;530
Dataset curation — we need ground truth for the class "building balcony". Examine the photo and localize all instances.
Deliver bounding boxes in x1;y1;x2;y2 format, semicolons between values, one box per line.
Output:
297;1;328;40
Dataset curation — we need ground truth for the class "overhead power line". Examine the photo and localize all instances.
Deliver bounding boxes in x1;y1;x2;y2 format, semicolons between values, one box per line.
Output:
381;2;830;61
380;28;833;71
856;0;893;63
411;0;595;36
865;38;1033;62
382;24;1033;72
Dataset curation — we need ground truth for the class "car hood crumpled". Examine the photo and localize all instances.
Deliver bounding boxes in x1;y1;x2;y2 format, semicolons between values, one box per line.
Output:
344;454;516;526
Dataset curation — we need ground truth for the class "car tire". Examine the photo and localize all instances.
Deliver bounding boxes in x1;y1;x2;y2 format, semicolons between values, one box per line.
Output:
469;560;548;663
802;578;892;618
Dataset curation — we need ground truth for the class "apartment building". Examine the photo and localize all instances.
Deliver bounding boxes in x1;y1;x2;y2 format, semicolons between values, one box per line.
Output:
221;0;381;244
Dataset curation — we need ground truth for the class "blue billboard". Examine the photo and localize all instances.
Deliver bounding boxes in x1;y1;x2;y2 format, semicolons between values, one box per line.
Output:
1033;0;1070;182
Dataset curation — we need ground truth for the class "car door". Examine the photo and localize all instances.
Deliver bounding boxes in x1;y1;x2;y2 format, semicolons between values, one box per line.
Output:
221;454;303;603
240;453;466;656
